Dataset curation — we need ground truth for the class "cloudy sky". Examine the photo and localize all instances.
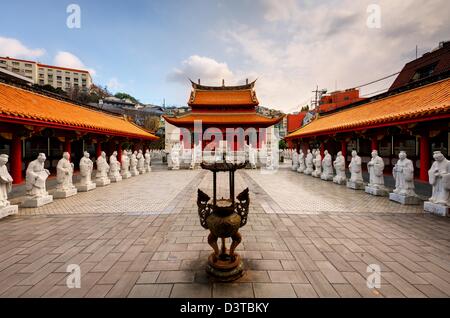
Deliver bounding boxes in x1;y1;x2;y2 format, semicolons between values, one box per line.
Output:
0;0;448;112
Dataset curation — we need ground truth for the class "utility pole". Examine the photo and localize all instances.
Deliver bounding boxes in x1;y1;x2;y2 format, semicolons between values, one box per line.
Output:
312;85;327;111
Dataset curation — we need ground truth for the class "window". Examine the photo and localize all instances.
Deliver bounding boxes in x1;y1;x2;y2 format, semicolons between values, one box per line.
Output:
81;73;86;78
25;63;32;68
74;78;78;82
411;62;438;81
57;76;62;80
73;72;78;76
65;71;70;75
39;74;44;78
57;70;62;74
0;60;6;64
25;69;32;74
39;80;44;85
65;77;70;81
12;68;20;72
12;61;19;66
39;68;44;71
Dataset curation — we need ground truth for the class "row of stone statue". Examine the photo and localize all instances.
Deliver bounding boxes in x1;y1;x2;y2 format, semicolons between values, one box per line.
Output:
0;149;152;214
291;148;450;215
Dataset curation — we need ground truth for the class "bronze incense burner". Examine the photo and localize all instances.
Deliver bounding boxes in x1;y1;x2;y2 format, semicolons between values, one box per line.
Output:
197;160;250;281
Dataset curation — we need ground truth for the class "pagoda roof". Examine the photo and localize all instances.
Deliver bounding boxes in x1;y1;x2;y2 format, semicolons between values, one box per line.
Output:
0;82;159;140
285;78;450;139
190;79;256;90
163;112;283;127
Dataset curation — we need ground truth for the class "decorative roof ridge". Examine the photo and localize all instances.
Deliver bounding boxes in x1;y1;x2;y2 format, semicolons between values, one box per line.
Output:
189;79;257;91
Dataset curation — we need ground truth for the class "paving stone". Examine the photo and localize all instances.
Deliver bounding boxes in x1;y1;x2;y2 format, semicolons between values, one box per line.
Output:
253;283;296;298
129;284;173;298
213;283;254;298
170;283;212;298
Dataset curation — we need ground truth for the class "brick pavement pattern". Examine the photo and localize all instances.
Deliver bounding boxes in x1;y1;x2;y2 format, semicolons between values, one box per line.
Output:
0;165;449;298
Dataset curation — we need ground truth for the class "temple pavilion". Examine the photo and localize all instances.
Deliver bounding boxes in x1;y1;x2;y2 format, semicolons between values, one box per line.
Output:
163;80;284;151
0;81;158;184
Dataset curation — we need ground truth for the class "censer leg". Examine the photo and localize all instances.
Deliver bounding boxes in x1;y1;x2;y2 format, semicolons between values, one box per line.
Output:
220;237;226;255
207;232;220;261
229;232;242;259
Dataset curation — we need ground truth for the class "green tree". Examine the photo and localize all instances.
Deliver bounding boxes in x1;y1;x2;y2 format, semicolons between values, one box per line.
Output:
279;139;287;149
114;92;139;103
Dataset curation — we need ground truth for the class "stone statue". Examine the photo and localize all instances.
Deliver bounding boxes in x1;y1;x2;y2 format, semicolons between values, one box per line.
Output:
389;151;419;205
145;149;152;172
96;151;111;186
333;151;347;185
54;152;77;198
365;150;388;196
311;150;322;178
109;151;122;182
171;142;181;170
320;150;333;181
137;150;146;174
297;150;305;173
22;153;53;207
247;143;257;169
347;150;364;190
130;151;139;176
424;151;450;215
77;151;96;192
0;154;18;218
121;150;131;179
291;149;299;171
304;149;314;175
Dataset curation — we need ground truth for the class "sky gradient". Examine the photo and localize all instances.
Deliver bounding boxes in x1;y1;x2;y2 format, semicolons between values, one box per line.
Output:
0;0;448;112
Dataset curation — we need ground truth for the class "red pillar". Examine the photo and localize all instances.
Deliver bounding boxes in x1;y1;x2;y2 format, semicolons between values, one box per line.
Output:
320;143;325;158
96;142;102;158
419;134;430;182
341;140;347;163
64;138;71;157
371;137;378;152
117;143;122;163
11;135;22;184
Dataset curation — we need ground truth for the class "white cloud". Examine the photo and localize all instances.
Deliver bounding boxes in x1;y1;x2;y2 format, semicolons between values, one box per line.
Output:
219;0;450;112
167;55;234;85
53;51;96;76
106;77;122;91
0;36;45;59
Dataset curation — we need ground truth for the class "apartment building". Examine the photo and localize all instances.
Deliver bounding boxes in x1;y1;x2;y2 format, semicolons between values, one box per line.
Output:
0;56;92;91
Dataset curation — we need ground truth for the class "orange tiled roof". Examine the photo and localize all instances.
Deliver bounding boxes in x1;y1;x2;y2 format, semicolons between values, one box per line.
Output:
286;78;450;139
189;89;258;106
0;83;158;140
163;112;283;127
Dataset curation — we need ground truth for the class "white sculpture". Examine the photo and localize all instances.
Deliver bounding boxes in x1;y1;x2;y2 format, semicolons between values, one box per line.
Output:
137;150;146;174
130;151;139;176
247;143;257;169
291;149;299;171
145;149;152;172
365;150;388;196
333;151;347;185
54;152;77;198
320;150;334;181
389;151;420;205
96;151;111;186
109;151;122;182
22;153;53;207
0;154;18;218
311;150;322;178
121;150;131;179
424;151;450;215
304;149;314;175
190;141;202;169
347;150;364;190
77;151;96;192
297;150;305;173
171;142;181;170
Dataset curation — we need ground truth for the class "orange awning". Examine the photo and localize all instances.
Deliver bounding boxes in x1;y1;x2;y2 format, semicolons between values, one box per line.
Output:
0;83;158;140
286;78;450;139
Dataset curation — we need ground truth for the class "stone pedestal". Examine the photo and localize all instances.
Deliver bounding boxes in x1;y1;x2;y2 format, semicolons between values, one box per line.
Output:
333;178;347;185
96;179;111;187
53;188;77;199
0;205;18;219
424;201;449;217
171;166;180;171
146;167;152;172
346;181;365;190
110;175;122;183
21;195;53;208
389;193;421;205
121;172;131;179
131;170;140;176
205;253;244;282
77;183;96;192
321;175;333;181
365;186;389;197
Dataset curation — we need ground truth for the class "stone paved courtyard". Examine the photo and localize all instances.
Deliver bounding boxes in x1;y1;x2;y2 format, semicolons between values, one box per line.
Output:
0;164;449;298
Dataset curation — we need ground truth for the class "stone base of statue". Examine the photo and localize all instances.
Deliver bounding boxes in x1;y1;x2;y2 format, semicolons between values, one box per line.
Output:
53;188;77;199
121;172;131;179
96;179;111;187
0;205;18;219
205;252;244;282
303;169;313;175
131;170;140;176
389;193;421;205
171;166;180;171
365;185;389;197
311;171;321;178
109;175;122;183
77;182;96;192
138;169;146;174
423;201;449;217
291;165;299;172
21;194;53;208
333;177;347;185
297;168;305;173
146;167;152;172
346;180;365;190
321;174;333;181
